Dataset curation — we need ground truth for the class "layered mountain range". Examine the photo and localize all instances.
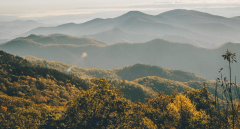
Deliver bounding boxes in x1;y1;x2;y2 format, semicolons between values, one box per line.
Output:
1;9;240;82
1;8;240;129
0;20;43;42
21;9;240;48
1;34;239;81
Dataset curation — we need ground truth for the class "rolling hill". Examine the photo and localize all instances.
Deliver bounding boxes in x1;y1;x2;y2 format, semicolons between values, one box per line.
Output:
133;76;191;95
84;28;161;44
24;56;221;102
25;58;206;82
0;50;208;103
0;51;231;129
2;35;240;81
0;50;152;103
85;28;202;46
20;9;240;48
0;50;88;107
10;34;106;46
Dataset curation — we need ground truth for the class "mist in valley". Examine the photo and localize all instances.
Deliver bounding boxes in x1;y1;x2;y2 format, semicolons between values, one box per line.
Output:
1;0;240;128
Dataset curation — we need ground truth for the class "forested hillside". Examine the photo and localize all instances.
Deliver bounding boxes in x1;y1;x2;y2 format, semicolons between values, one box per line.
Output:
1;50;240;128
25;57;224;102
0;50;88;105
0;50;88;128
2;36;240;81
26;58;206;81
2;2;240;128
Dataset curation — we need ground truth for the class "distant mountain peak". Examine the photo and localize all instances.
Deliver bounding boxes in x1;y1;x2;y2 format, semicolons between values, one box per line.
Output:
125;11;145;15
27;34;42;38
83;18;105;24
117;11;148;19
56;22;77;27
160;9;197;17
111;27;125;32
148;38;171;43
232;16;240;19
159;9;225;18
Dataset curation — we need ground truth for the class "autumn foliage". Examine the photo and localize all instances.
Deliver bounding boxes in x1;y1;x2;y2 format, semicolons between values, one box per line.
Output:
0;50;240;128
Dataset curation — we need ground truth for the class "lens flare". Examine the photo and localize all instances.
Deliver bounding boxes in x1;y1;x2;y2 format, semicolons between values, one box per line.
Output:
82;52;87;58
66;68;72;73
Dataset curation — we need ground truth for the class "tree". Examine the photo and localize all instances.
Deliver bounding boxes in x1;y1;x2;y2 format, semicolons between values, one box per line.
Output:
48;78;157;128
221;49;237;128
145;91;173;128
167;93;209;129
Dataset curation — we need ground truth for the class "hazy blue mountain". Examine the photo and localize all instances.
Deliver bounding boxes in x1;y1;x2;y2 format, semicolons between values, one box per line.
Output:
0;39;8;44
84;28;161;44
0;20;42;27
186;23;240;42
158;9;240;44
3;34;106;47
85;28;202;46
161;35;198;45
0;20;43;39
21;34;106;46
233;16;240;20
1;35;240;81
159;9;240;28
21;9;240;48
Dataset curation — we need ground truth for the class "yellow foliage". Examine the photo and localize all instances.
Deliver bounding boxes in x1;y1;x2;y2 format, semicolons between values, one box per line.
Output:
0;106;8;112
167;93;196;117
167;93;209;128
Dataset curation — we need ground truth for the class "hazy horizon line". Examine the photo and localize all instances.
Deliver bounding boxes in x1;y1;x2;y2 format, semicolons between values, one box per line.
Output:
1;3;240;25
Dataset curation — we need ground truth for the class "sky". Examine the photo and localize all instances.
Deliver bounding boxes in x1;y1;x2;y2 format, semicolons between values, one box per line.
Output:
1;0;240;24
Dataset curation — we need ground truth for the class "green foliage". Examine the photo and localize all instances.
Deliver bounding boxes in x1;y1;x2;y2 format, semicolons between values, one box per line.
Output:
109;78;153;102
26;58;212;103
184;86;213;111
1;50;240;128
27;58;206;82
184;87;227;128
134;76;191;95
0;50;89;128
167;93;209;128
116;63;206;82
0;50;88;106
43;78;157;128
0;93;65;128
145;91;173;128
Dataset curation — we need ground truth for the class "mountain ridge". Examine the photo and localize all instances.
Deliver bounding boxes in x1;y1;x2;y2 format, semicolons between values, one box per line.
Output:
3;34;106;46
24;56;220;102
25;56;206;82
20;9;240;48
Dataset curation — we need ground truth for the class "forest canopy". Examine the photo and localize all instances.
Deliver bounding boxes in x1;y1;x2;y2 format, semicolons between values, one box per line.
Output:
0;50;240;128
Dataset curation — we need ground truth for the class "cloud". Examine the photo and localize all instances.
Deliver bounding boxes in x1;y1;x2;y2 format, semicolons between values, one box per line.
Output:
2;9;93;18
155;0;240;4
1;1;240;19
